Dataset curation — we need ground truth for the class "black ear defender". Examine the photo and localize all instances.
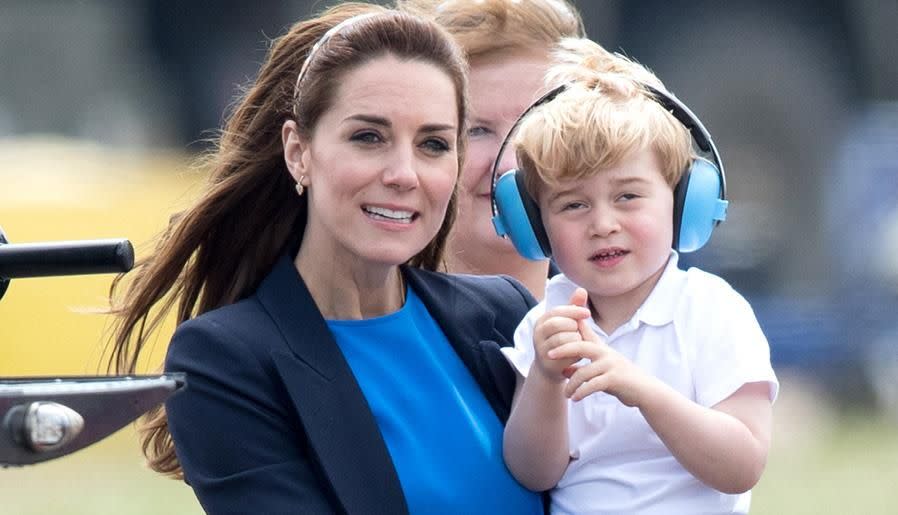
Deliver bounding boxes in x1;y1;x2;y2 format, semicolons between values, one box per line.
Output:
490;83;728;260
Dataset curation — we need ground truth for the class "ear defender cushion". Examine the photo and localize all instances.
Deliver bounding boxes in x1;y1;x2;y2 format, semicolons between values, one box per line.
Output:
491;169;552;260
673;158;728;253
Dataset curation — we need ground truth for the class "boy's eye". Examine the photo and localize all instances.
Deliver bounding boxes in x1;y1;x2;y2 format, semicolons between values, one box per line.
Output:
618;193;640;201
350;130;382;144
562;201;587;211
467;126;491;138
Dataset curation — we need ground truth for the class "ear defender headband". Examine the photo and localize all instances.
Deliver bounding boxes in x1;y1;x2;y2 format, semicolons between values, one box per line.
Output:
490;83;729;260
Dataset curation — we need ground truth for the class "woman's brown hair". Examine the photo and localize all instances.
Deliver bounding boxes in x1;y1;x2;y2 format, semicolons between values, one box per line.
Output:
105;2;469;477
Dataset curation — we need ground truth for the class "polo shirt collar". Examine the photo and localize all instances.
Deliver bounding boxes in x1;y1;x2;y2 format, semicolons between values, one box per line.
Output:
634;251;684;327
544;251;685;330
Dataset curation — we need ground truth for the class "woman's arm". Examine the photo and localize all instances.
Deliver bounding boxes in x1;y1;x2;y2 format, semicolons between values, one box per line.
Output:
165;317;336;514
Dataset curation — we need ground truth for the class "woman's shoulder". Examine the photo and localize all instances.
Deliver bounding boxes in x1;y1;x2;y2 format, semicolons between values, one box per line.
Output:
167;296;277;360
180;296;268;332
404;267;536;308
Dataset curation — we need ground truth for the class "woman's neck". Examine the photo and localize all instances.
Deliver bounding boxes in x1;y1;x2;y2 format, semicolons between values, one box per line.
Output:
295;245;405;320
444;250;548;301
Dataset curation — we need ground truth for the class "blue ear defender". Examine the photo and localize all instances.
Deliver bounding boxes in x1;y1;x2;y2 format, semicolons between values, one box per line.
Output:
673;158;728;252
492;168;552;260
490;83;728;259
645;85;728;252
490;85;567;261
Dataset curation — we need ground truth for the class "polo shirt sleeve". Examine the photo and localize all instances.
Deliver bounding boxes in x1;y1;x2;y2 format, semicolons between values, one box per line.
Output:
500;303;545;377
685;271;780;408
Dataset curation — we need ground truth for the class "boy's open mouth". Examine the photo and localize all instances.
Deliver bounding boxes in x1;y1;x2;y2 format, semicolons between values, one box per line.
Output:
590;249;629;262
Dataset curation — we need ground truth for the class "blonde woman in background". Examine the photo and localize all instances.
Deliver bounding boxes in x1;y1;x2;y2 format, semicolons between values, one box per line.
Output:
399;0;584;299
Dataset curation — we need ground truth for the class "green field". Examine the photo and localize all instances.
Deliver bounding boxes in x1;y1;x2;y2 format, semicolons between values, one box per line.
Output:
3;375;897;514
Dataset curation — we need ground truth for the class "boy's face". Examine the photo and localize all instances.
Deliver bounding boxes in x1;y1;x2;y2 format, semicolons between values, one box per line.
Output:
539;147;674;309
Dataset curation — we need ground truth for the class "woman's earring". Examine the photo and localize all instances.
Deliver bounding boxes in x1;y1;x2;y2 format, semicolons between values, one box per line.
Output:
295;175;308;196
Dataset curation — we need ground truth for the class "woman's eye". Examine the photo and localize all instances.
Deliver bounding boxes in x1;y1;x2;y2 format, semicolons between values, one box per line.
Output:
421;138;451;154
350;131;382;144
467;126;491;138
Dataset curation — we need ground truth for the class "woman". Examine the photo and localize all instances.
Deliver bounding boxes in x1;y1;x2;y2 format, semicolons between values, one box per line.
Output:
107;4;542;514
398;0;585;298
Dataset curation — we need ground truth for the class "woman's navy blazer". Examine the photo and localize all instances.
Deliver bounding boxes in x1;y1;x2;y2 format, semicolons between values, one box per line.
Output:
164;252;537;514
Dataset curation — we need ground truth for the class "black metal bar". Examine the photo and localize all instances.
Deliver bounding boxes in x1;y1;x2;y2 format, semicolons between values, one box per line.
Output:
0;239;134;279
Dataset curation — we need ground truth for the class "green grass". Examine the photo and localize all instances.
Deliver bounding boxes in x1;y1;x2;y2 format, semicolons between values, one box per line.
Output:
4;397;897;514
1;428;203;515
752;412;898;515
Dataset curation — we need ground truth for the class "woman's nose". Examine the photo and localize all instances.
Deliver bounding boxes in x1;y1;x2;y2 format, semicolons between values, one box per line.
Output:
382;145;419;191
493;140;518;176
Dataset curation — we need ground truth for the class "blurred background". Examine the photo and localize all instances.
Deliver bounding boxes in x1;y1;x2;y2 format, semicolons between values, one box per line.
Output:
1;0;896;513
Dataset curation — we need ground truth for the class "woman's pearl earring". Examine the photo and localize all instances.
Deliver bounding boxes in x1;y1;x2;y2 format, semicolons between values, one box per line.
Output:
295;175;308;196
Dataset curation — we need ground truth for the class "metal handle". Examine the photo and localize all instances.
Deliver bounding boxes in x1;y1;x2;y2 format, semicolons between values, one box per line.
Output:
0;239;134;279
0;226;134;301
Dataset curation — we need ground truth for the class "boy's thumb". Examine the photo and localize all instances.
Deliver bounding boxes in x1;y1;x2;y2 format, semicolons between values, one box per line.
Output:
578;316;599;343
569;287;589;308
570;288;599;343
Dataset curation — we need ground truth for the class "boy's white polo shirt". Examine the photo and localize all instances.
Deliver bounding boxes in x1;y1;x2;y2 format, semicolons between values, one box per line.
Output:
502;253;779;515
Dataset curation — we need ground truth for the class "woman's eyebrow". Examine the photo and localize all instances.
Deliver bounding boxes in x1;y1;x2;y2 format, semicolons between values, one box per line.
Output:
345;113;390;127
420;123;456;133
344;114;455;133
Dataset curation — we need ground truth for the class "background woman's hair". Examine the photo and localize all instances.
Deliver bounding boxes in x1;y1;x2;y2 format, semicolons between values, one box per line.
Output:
397;0;584;59
105;2;469;477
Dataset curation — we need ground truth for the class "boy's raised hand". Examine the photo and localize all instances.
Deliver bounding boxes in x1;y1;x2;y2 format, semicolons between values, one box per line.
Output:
530;288;593;384
548;288;654;407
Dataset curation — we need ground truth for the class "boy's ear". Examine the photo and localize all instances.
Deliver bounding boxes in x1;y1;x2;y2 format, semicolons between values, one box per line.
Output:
282;120;310;183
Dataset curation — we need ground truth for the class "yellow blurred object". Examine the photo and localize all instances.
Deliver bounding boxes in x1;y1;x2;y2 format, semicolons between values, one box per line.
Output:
0;138;200;376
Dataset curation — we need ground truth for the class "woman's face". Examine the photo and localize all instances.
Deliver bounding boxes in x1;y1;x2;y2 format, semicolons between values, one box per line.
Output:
450;49;552;267
284;54;459;268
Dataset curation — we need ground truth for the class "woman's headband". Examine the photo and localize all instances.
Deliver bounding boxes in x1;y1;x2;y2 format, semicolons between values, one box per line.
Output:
292;12;383;112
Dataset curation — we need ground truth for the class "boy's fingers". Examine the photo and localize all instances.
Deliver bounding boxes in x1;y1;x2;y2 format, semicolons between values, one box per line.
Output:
565;361;604;396
548;340;599;360
538;314;588;339
542;331;583;352
543;305;592;321
569;376;606;401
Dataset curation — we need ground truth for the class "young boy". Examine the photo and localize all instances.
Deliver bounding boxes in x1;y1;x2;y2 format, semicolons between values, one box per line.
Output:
500;39;779;514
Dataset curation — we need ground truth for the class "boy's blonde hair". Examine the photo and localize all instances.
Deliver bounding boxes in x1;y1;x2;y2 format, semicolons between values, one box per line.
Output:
397;0;584;60
515;38;694;198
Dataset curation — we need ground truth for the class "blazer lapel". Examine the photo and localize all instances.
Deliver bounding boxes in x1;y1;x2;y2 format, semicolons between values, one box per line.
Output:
255;255;407;515
402;267;516;422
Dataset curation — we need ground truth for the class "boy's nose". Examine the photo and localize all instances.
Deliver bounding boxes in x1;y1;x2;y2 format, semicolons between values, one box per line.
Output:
589;207;621;237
